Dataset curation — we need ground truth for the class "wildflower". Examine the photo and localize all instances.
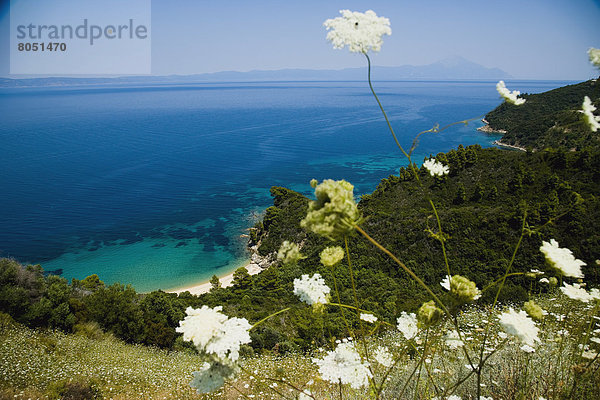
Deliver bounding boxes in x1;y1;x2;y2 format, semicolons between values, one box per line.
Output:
189;362;235;393
373;345;393;367
298;390;312;400
423;158;450;176
539;277;549;284
449;275;481;303
440;275;451;290
323;10;391;54
540;239;585;278
313;341;372;389
293;274;331;306
589;47;600;68
300;179;362;240
176;306;251;361
523;300;546;322
579;96;600;132
445;330;465;349
360;313;377;323
418;300;443;326
496;81;526;105
397;312;418;340
277;241;305;265
590;288;600;300
549;276;558;286
499;308;540;347
320;246;345;267
520;344;536;353
560;282;593;302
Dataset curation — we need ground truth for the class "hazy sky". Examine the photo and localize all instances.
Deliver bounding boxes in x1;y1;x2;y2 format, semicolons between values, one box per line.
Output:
1;0;599;79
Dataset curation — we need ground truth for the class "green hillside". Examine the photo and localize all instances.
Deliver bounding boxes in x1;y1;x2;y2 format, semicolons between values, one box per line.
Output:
485;79;600;150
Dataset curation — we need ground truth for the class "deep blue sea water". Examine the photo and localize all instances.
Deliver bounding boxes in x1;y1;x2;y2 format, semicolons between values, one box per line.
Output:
0;80;571;291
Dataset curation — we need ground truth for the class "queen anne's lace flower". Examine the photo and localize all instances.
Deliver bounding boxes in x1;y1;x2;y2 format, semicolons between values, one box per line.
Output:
540;239;585;278
397;312;418;340
440;275;451;290
418;300;443;326
360;313;377;323
320;246;345;267
189;362;235;393
373;345;393;367
579;96;600;132
277;241;305;265
499;308;540;347
423;158;449;176
313;341;372;389
589;47;600;68
449;275;481;303
496;81;526;105
293;274;331;305
560;282;593;302
523;300;546;321
176;306;251;362
323;10;391;54
301;179;362;240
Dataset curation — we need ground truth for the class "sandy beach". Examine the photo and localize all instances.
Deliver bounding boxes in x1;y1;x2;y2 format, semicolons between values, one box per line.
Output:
167;261;263;295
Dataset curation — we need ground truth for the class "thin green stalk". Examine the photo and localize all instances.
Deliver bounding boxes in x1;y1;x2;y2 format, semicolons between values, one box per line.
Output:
249;307;291;331
329;266;354;338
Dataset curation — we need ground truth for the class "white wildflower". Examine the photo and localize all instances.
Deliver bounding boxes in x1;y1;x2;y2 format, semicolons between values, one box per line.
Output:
579;96;600;132
423;158;450;176
373;345;393;367
360;313;377;323
445;330;465;349
189;362;235;394
540;239;585;278
298;390;312;400
323;10;391;54
293;274;331;305
397;312;418;340
589;47;600;68
539;277;549;284
440;275;451;290
499;308;540;347
560;282;593;302
520;344;536;353
590;288;600;300
313;342;372;389
176;306;251;361
496;80;526;105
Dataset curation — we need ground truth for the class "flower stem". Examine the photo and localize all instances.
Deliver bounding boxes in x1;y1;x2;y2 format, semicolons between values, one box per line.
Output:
249;307;291;331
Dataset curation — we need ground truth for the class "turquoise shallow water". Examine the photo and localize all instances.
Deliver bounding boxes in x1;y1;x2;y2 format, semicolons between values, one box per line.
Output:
0;80;571;292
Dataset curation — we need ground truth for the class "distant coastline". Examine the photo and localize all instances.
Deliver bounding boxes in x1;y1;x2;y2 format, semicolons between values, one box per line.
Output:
477;118;526;152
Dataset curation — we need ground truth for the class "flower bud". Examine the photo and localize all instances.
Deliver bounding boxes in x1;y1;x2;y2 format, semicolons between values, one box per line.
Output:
320;246;345;268
417;300;443;326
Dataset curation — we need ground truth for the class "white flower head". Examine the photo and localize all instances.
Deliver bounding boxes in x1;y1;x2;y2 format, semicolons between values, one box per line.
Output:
423;158;449;177
189;361;235;393
560;282;593;302
293;273;331;306
496;81;526;105
589;47;600;68
520;344;536;353
324;10;391;54
499;307;540;347
373;345;393;367
540;239;585;278
360;313;377;323
176;306;251;361
579;96;600;132
313;341;372;389
440;275;451;290
397;311;418;340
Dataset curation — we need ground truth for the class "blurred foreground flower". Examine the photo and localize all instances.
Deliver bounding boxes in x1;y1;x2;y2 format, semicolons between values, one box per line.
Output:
560;282;593;302
277;240;305;265
320;246;345;267
313;341;372;389
496;80;526;105
499;308;540;347
293;273;331;306
589;47;600;68
580;96;600;132
540;239;585;278
423;158;450;176
397;311;418;340
323;10;391;54
189;362;235;394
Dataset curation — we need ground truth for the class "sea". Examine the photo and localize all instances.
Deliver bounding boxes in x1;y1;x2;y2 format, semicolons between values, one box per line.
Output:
0;80;571;292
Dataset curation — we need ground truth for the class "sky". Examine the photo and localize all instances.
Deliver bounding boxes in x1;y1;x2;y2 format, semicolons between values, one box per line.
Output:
1;0;599;80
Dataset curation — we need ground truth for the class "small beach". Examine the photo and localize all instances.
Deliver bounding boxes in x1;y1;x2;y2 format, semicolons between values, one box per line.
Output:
167;261;263;295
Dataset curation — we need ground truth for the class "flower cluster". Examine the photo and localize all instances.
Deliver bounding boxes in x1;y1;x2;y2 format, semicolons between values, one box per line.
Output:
423;158;449;176
176;306;251;362
300;179;362;240
523;300;546;321
580;96;600;132
320;246;345;267
323;10;391;54
499;308;540;347
496;80;526;105
277;240;305;265
397;311;418;340
539;239;585;278
293;273;331;306
417;300;443;326
313;341;372;389
360;313;378;323
589;47;600;68
560;282;593;302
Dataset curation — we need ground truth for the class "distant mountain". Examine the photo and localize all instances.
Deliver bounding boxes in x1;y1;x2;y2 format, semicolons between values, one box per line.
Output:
0;56;512;87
